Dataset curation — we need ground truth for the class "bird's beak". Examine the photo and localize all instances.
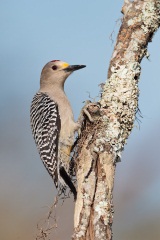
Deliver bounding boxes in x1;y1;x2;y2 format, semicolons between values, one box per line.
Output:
64;65;86;72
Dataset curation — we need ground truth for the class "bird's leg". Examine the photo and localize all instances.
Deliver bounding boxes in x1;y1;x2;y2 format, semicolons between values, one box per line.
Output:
71;101;100;164
75;101;93;137
76;101;100;136
77;100;94;126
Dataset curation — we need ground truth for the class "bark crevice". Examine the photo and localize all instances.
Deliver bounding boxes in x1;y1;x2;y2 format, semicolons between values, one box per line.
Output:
72;1;160;239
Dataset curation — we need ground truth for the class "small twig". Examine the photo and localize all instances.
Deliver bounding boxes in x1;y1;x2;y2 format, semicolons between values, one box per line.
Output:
35;196;58;240
109;18;122;45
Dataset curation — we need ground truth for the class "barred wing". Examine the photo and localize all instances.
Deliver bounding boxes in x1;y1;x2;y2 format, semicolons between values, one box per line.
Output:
30;92;61;187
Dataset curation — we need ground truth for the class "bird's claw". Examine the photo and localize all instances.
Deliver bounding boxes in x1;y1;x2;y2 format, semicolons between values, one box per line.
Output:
77;101;100;136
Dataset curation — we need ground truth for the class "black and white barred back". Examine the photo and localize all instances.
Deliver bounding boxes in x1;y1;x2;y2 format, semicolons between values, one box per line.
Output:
30;92;61;187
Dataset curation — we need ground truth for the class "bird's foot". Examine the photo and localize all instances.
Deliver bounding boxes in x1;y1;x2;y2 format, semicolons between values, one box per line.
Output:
77;101;100;136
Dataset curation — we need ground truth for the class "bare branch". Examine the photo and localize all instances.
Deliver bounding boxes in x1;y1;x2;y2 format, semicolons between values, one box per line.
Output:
73;1;160;239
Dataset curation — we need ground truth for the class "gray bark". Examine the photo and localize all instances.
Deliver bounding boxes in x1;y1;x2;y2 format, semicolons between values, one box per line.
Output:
72;1;160;240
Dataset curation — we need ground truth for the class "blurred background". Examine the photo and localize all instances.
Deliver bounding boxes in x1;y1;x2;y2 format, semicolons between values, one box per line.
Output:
0;1;160;239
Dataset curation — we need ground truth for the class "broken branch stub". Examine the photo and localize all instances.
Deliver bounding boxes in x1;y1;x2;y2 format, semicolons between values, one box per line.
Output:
73;1;160;239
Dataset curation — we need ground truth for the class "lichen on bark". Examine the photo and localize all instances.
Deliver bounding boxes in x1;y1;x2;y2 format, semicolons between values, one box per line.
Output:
72;1;160;239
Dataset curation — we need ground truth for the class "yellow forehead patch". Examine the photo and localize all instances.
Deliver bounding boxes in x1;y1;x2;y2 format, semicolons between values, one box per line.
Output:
62;62;69;68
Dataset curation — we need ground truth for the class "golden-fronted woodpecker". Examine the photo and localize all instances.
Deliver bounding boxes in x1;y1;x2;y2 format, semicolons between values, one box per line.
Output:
30;60;86;199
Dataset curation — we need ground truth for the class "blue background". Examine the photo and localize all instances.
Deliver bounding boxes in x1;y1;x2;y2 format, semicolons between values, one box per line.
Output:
0;1;160;239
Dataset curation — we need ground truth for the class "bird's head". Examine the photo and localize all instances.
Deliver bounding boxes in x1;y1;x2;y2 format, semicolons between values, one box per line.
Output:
40;60;86;89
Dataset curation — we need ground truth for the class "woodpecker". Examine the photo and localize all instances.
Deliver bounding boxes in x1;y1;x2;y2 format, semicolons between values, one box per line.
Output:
30;60;86;199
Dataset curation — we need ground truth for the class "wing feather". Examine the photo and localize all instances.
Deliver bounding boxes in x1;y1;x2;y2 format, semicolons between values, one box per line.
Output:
30;92;61;187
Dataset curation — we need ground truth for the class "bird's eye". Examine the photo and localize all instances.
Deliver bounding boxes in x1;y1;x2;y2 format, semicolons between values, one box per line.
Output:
52;65;57;70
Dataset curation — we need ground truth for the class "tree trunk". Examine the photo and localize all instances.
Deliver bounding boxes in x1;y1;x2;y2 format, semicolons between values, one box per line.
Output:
72;1;160;239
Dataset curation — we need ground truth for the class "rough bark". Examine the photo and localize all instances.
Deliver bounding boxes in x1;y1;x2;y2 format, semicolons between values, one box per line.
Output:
72;1;160;240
